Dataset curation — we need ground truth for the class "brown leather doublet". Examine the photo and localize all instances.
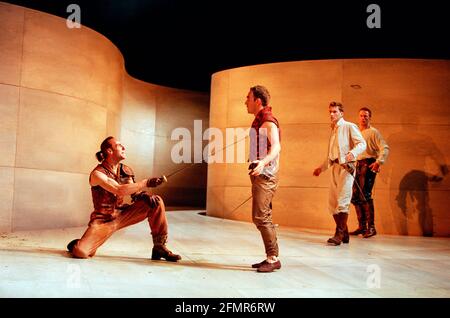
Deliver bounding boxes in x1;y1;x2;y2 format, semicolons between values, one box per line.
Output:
90;163;134;221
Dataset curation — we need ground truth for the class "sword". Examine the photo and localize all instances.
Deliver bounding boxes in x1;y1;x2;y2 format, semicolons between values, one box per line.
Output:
162;136;248;181
228;195;253;215
342;162;367;203
161;136;254;215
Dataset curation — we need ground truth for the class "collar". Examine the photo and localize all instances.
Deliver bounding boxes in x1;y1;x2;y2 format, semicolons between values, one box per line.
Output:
101;162;120;179
359;124;371;131
331;117;344;129
255;106;272;117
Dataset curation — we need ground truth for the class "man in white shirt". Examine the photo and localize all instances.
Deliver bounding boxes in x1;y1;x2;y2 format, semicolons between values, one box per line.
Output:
313;102;366;245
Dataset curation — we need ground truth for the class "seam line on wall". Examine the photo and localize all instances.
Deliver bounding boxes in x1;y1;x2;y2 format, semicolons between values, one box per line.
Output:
11;8;27;232
0;82;108;110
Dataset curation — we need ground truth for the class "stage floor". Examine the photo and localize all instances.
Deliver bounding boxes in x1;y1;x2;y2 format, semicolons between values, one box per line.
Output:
1;210;449;298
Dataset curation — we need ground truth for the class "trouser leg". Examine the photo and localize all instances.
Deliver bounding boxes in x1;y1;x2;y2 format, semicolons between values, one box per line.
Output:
72;219;116;259
251;174;279;258
116;194;168;240
123;193;181;262
72;194;171;259
327;164;353;245
351;161;367;234
329;164;354;215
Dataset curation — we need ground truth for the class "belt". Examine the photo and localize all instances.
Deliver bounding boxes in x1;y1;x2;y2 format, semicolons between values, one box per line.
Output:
358;158;376;162
251;174;271;181
330;159;339;164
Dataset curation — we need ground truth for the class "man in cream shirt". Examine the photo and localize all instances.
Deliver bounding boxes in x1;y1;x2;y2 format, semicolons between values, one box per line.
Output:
313;102;366;245
350;107;389;238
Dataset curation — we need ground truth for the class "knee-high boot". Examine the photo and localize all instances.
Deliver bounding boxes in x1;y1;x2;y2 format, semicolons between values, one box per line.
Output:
363;199;377;238
341;213;349;244
327;213;348;245
350;204;367;235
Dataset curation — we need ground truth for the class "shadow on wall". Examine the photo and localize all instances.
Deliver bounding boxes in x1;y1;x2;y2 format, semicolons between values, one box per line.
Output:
155;187;206;207
385;114;448;237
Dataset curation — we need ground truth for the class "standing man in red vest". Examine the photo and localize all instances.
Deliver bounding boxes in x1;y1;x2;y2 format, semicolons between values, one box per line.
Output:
246;85;282;273
66;136;181;262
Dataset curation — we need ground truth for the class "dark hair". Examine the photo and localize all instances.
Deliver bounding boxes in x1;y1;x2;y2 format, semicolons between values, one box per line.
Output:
250;85;270;107
359;107;372;117
329;101;344;112
95;136;114;162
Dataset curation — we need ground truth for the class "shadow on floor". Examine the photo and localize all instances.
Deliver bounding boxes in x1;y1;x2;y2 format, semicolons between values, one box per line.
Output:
1;246;254;271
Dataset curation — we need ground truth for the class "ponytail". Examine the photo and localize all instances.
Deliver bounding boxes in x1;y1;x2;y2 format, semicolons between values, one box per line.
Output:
95;151;105;162
96;136;114;162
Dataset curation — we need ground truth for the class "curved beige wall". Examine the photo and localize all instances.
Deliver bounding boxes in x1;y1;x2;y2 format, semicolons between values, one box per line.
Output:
207;59;450;237
122;75;209;207
0;2;208;232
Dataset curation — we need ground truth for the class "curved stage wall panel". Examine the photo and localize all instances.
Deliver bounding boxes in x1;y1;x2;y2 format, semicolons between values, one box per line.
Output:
0;2;209;232
207;59;450;237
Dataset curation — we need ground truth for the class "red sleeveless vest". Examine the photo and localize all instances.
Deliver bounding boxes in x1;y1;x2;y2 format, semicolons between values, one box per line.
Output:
250;106;281;159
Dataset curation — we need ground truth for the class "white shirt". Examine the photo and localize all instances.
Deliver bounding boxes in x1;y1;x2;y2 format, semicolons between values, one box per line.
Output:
320;118;367;171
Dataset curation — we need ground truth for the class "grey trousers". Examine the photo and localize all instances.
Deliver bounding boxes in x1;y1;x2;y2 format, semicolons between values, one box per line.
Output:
250;174;279;257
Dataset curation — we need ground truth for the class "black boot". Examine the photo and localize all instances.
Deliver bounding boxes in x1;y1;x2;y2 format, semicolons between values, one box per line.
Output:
349;204;367;235
363;200;377;238
151;234;181;262
67;239;79;253
327;214;344;245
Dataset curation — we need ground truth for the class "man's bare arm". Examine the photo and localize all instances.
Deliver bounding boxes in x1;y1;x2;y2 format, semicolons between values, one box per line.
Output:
90;170;148;196
260;121;281;165
250;121;281;176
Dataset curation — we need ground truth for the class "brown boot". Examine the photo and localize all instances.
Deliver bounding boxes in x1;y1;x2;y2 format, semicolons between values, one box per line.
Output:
151;234;181;262
251;260;268;268
341;213;349;244
327;214;344;245
349;204;367;235
363;200;377;238
363;227;377;238
152;245;182;262
257;260;281;273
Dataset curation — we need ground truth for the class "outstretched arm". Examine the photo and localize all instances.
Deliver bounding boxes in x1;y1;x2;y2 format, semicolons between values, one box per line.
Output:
90;170;148;197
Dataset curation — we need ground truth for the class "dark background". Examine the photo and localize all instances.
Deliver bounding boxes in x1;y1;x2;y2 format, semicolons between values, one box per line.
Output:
4;0;449;92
